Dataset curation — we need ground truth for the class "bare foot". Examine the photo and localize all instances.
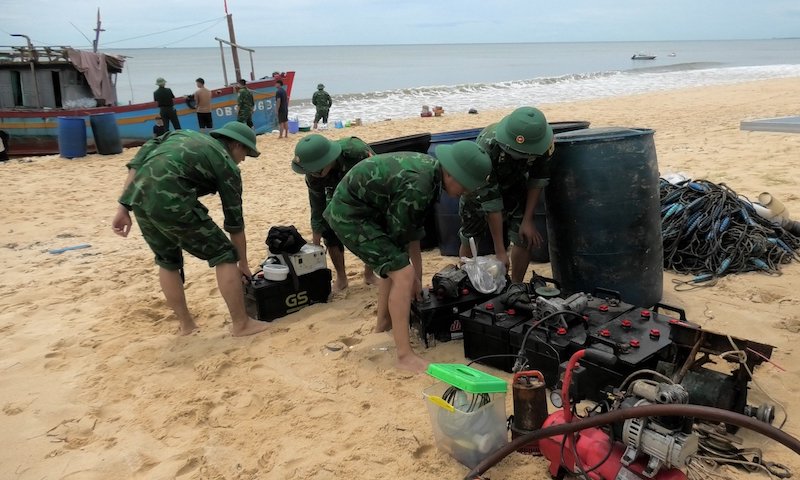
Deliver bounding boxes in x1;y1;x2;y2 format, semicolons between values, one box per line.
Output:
363;271;379;286
179;321;200;336
332;276;348;293
231;317;269;337
375;315;391;333
396;352;430;373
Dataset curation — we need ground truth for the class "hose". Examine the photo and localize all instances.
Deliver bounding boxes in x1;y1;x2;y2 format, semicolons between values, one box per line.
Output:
463;403;800;480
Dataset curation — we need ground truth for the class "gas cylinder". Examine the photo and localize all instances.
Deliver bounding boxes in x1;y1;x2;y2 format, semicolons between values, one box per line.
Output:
510;370;548;454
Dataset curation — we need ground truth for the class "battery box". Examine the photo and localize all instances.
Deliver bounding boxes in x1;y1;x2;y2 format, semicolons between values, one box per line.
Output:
410;287;497;347
461;297;531;372
269;244;328;276
244;268;332;322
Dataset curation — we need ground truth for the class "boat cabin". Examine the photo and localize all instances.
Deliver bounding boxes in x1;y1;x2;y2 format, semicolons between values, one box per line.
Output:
0;45;124;109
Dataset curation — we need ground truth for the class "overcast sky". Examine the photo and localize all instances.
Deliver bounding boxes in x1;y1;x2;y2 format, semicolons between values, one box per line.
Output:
2;0;799;49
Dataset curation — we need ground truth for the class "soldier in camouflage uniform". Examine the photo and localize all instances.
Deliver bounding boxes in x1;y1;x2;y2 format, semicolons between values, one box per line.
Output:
111;121;268;337
323;141;491;372
292;134;378;291
312;83;332;129
459;106;555;283
236;79;255;128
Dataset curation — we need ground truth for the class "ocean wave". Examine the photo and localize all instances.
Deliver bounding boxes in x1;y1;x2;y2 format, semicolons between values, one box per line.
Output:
288;64;800;125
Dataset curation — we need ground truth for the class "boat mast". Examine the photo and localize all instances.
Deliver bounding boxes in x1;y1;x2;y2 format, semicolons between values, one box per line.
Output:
225;11;242;82
92;8;104;53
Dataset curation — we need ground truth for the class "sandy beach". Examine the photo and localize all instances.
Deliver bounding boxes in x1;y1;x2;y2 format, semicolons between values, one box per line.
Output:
1;78;799;479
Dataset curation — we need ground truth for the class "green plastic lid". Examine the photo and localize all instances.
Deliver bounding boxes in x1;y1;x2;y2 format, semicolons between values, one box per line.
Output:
426;363;507;393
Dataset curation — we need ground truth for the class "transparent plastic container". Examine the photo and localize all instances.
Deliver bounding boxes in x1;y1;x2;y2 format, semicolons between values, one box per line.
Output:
423;382;507;468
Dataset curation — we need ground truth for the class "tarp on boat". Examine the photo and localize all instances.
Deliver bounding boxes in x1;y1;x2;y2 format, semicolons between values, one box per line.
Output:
66;49;125;106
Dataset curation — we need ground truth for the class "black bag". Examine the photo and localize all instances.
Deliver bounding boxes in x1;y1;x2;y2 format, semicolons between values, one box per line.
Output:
266;225;307;254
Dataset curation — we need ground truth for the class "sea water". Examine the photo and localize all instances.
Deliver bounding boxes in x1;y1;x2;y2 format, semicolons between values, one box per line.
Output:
110;39;800;124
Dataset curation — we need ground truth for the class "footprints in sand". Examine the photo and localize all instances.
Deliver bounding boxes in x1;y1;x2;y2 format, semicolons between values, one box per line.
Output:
46;416;98;449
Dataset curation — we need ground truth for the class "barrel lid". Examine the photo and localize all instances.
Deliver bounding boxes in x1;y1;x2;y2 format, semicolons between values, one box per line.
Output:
555;127;654;144
426;363;507;393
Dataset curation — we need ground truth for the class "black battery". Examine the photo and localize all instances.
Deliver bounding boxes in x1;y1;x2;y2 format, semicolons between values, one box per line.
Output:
589;302;691;369
582;287;636;328
509;322;563;386
244;268;332;322
410;287;496;347
461;297;531;372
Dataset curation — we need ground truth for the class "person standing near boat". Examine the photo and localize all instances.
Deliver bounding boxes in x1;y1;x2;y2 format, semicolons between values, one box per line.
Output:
194;78;213;133
153;77;181;131
458;106;555;283
312;83;332;130
236;79;255;128
322;142;492;372
291;134;378;291
275;79;289;138
111;121;268;337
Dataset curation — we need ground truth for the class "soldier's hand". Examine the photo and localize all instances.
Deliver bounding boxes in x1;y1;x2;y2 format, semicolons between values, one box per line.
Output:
519;219;543;250
495;248;510;271
239;263;253;282
112;206;132;237
312;231;322;245
413;276;423;302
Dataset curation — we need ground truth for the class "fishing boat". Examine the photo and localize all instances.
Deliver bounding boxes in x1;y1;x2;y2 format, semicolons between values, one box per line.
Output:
0;12;294;157
631;53;656;60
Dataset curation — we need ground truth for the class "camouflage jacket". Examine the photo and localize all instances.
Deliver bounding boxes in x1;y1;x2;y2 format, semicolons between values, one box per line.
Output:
470;123;552;213
306;136;374;233
118;130;245;233
325;152;441;243
312;90;332;110
237;87;255;115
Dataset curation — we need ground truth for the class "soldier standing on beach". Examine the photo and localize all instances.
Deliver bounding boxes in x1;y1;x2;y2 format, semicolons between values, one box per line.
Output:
323;142;492;372
236;79;255;128
111;121;268;337
458;106;554;283
312;83;332;129
291;134;379;291
153;77;181;130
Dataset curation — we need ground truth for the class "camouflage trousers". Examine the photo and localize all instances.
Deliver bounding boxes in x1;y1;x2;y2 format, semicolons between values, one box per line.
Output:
314;108;330;124
323;206;410;278
459;194;525;247
132;202;238;270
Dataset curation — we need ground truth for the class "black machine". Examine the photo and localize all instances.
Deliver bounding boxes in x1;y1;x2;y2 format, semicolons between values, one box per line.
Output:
461;275;777;426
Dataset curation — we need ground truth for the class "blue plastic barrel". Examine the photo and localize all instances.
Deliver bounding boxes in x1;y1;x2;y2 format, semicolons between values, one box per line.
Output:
546;127;663;307
427;128;484;156
288;119;299;134
57;117;87;159
89;113;122;155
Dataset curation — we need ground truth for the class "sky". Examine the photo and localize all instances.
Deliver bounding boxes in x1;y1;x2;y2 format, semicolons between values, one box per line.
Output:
1;0;799;49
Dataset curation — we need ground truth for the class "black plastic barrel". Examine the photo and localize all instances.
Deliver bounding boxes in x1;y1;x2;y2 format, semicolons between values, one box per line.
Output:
368;133;431;155
89;113;123;155
546;127;663;307
57;117;87;159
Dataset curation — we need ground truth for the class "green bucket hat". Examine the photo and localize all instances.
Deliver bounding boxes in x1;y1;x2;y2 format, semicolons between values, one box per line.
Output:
155;77;166;86
210;121;260;157
317;83;325;90
435;141;492;191
292;134;342;174
495;106;553;155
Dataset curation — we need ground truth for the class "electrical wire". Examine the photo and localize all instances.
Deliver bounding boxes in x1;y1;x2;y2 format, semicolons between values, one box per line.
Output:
660;179;800;289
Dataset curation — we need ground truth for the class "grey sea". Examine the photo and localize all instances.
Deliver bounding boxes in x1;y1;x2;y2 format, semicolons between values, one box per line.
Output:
109;39;800;125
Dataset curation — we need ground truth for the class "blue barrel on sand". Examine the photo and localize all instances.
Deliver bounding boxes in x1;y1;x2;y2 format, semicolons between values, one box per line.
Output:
89;113;123;155
546;127;663;307
57;117;87;159
288;119;299;134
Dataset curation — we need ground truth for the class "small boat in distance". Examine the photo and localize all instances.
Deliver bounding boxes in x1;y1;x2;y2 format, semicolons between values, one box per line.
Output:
668;52;677;57
631;53;656;60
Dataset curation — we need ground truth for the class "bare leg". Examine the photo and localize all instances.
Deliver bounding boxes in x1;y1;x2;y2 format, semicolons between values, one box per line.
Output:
328;246;348;292
386;265;429;373
363;265;378;285
510;243;531;283
215;263;269;337
159;267;198;335
375;276;391;332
